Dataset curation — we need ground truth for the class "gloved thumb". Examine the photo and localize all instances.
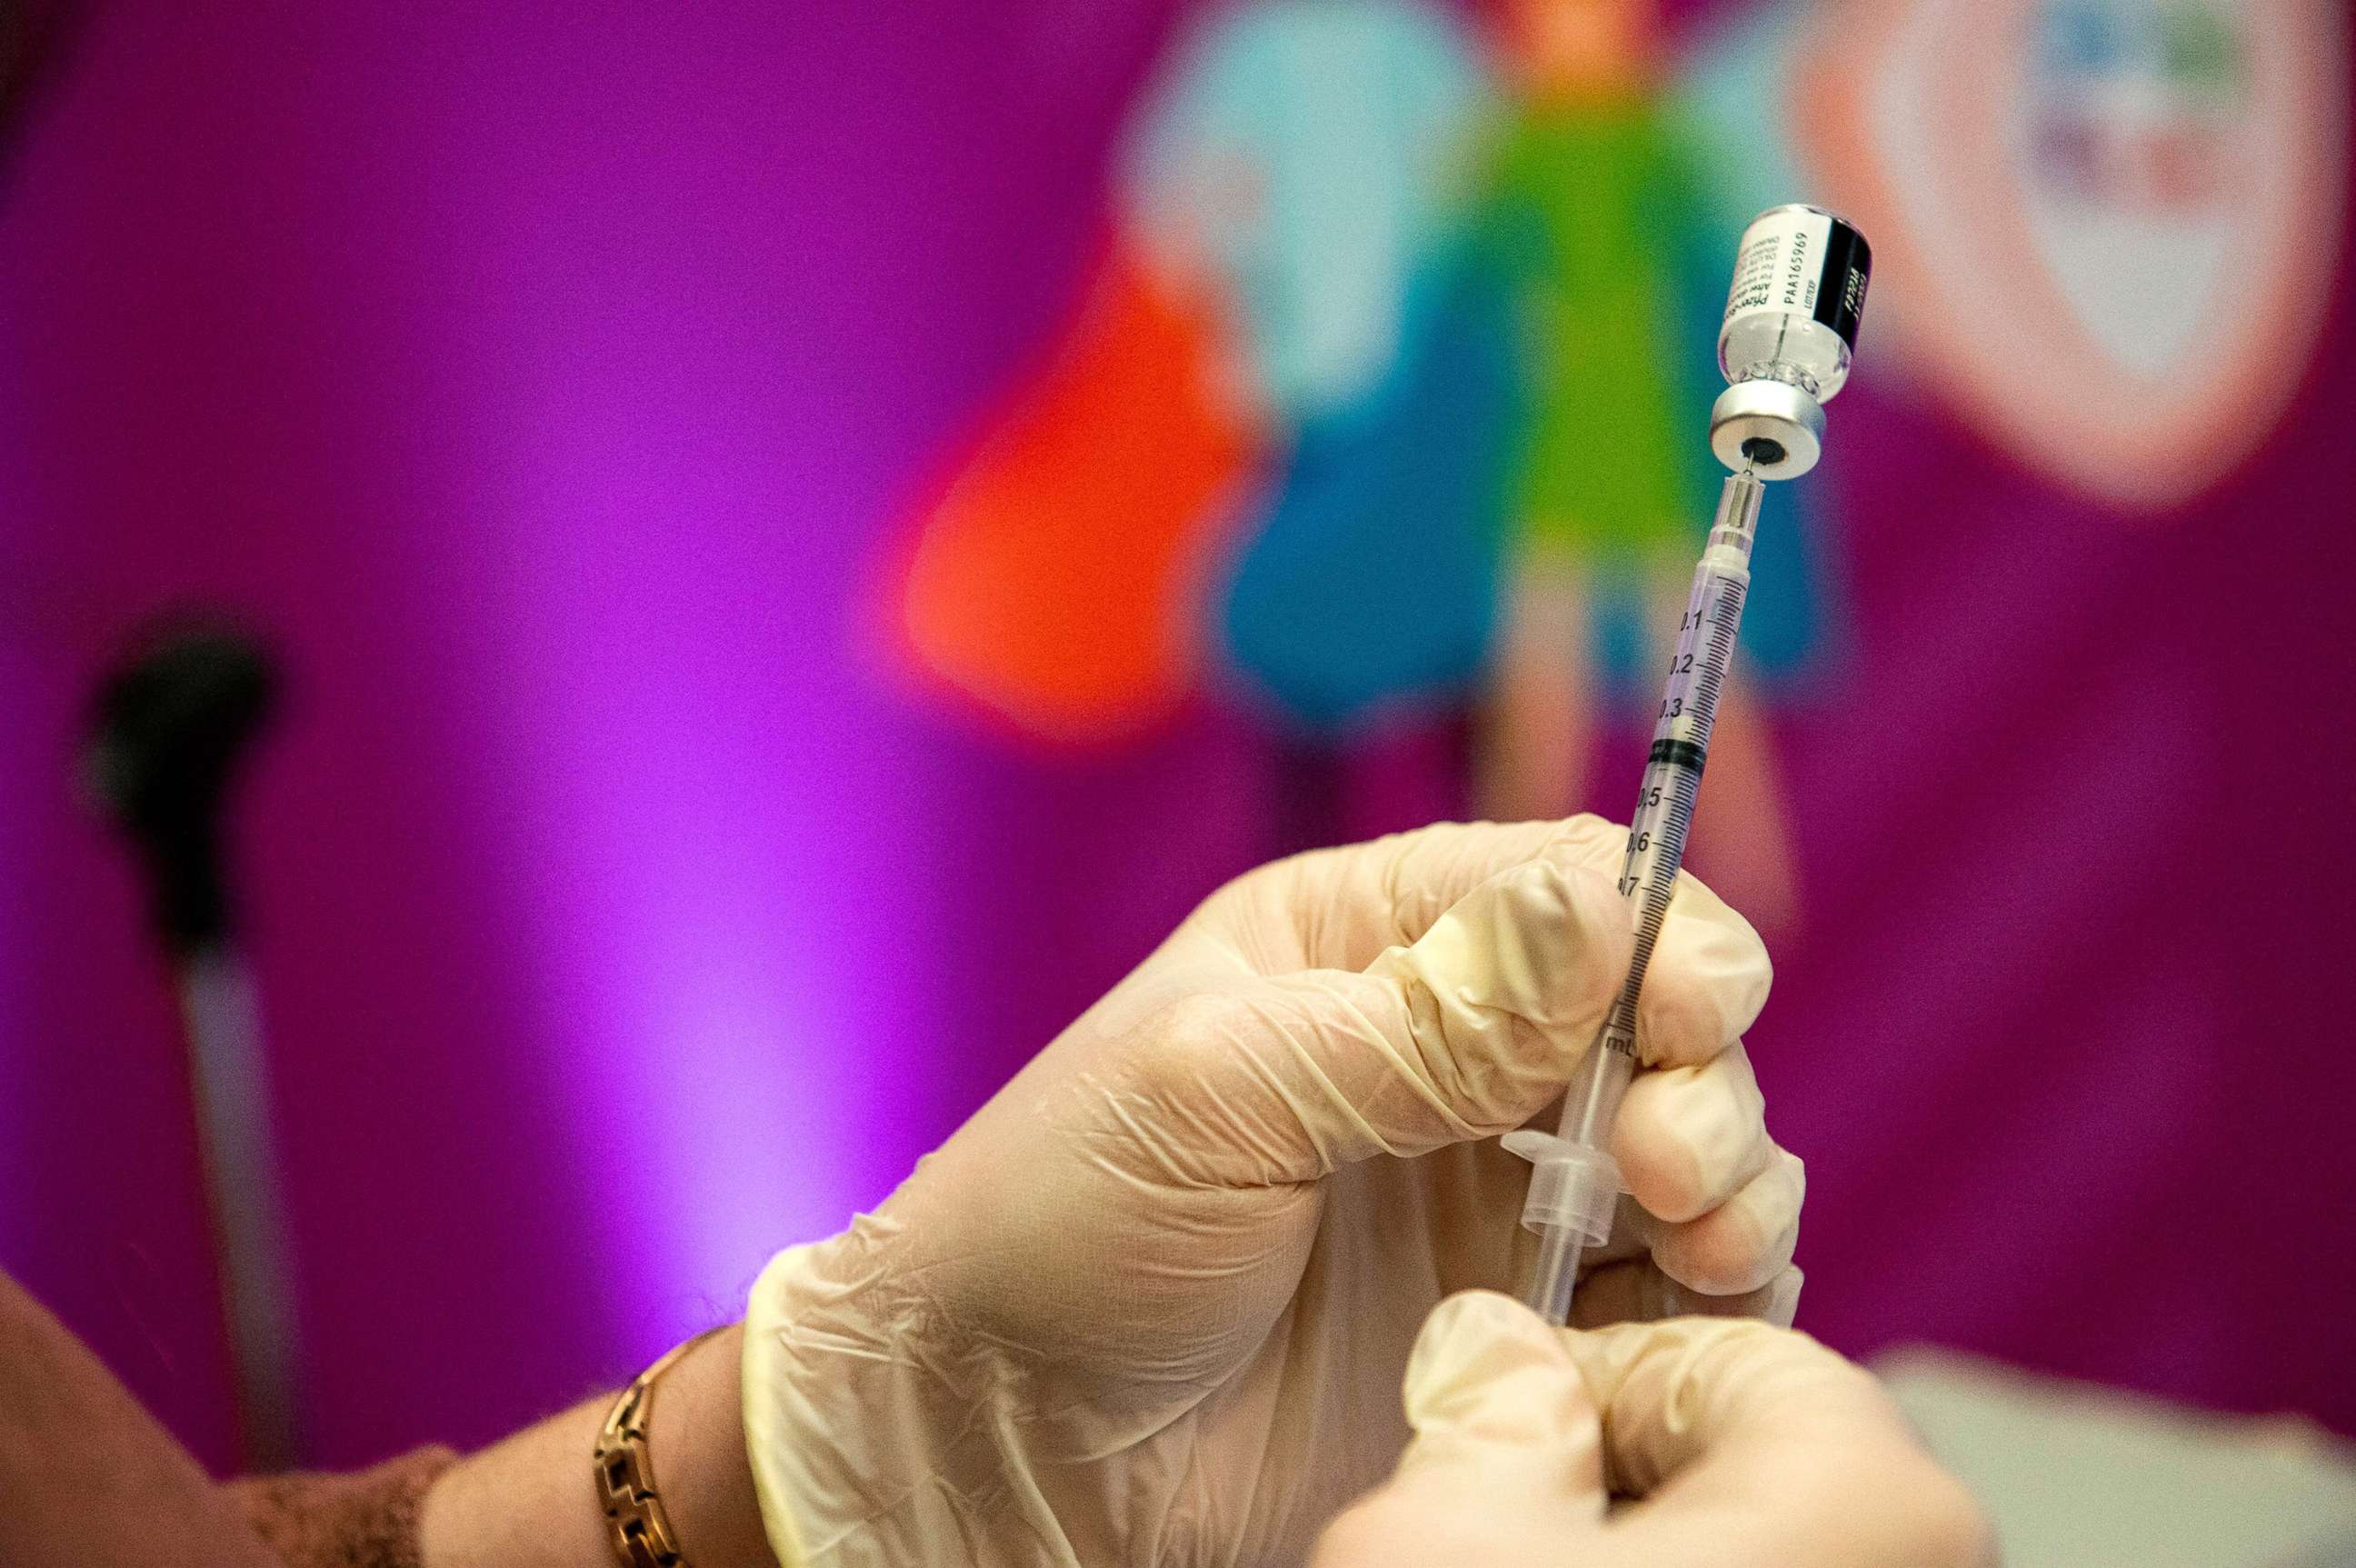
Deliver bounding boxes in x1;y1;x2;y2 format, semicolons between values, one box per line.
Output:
1313;1292;1608;1564
1150;848;1633;1182
1559;1314;1895;1497
1393;1289;1610;1503
1557;1315;1994;1563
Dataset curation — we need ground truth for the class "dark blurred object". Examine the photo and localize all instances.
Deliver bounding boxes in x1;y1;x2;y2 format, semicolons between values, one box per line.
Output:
85;615;306;1470
0;0;85;175
87;620;275;951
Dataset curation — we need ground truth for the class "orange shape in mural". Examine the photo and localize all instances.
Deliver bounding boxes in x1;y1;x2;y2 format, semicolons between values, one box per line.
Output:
899;234;1263;744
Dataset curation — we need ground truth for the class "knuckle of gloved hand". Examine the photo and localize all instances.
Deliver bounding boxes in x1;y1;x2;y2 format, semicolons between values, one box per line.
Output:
1716;1332;1912;1461
1897;1461;1999;1566
1313;1491;1514;1567
1188;856;1295;934
1400;860;1600;1020
1397;865;1623;1112
1536;813;1622;871
1616;1068;1748;1222
1131;988;1271;1085
1421;1016;1557;1134
1800;1442;1993;1566
1193;830;1367;922
1495;854;1633;1020
1310;1496;1399;1566
1638;905;1770;1064
1665;1177;1800;1295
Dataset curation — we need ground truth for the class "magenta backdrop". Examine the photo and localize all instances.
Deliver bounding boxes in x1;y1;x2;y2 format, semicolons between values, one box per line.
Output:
4;0;2353;1474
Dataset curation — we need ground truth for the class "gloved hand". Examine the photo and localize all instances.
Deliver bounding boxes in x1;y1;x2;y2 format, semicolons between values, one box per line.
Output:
744;816;1802;1566
1313;1291;1993;1568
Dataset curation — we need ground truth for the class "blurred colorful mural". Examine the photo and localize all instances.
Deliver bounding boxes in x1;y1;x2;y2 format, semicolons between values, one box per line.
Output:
893;0;2343;936
4;0;2354;1479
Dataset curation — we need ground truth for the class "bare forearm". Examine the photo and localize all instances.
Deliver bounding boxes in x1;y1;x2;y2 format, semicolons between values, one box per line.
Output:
418;1323;776;1568
0;1273;277;1568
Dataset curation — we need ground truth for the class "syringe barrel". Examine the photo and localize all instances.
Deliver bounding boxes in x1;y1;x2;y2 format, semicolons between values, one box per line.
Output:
1510;207;1867;1328
1556;1022;1635;1146
1509;470;1767;1323
1524;1222;1583;1323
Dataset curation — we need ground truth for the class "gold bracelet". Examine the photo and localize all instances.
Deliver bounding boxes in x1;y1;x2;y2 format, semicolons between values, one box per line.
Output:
594;1326;726;1568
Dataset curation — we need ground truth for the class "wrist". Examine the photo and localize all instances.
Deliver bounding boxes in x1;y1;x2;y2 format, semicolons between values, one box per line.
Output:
417;1324;774;1568
637;1324;776;1568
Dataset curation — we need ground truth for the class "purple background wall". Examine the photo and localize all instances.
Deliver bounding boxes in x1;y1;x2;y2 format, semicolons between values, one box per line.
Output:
3;0;2351;1474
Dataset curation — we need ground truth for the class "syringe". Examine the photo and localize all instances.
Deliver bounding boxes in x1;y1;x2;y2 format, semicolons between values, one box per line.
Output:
1506;204;1872;1325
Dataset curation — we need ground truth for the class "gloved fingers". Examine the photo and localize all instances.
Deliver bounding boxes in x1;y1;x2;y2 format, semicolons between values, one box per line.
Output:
1173;817;1766;1074
1393;1289;1607;1494
1561;1316;1995;1564
1567;1259;1802;1329
1318;1300;1990;1568
1516;1042;1796;1303
1635;1147;1805;1297
1130;825;1772;1185
1138;854;1622;1180
1310;1291;1606;1565
1161;854;1632;1177
1632;874;1772;1067
1608;1040;1774;1223
1184;816;1625;976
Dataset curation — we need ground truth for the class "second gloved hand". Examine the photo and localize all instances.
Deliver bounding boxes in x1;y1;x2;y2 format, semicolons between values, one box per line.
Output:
744;816;1802;1566
1313;1292;1993;1568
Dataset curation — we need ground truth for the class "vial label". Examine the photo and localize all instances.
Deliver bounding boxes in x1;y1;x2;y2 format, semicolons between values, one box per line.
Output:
1722;205;1870;351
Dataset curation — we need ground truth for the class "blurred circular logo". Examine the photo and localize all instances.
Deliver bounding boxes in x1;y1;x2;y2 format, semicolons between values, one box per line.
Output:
1796;0;2345;510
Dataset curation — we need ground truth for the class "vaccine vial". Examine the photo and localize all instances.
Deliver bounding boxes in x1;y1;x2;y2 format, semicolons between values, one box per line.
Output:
1709;204;1872;478
1718;204;1871;399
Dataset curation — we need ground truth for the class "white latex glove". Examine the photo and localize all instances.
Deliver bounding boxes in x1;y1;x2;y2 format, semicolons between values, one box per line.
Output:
1313;1291;1994;1568
744;817;1802;1566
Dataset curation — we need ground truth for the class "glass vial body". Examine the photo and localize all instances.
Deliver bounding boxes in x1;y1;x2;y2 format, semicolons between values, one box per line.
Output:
1717;203;1871;402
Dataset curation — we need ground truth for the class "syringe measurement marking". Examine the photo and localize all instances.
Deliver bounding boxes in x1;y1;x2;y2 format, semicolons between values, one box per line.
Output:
1601;573;1747;1061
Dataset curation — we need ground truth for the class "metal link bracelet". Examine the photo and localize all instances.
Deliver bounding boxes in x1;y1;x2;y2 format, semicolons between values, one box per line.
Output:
594;1326;726;1568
